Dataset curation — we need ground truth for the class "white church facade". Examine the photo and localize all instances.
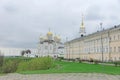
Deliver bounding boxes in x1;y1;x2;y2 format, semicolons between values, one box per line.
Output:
37;30;64;57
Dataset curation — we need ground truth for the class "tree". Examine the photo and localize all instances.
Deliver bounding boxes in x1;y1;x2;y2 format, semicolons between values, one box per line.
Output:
25;49;31;57
21;50;31;57
0;52;4;67
21;50;25;56
26;49;31;54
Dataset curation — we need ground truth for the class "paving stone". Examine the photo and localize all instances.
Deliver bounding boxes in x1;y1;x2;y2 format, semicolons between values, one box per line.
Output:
0;73;120;80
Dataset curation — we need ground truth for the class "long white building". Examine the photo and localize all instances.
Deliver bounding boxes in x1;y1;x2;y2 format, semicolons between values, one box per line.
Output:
65;15;120;62
0;47;37;57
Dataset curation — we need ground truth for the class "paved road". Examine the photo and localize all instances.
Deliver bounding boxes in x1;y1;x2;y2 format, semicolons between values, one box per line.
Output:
0;73;120;80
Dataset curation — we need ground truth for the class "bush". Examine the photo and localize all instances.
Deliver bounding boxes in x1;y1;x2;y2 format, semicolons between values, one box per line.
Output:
75;58;81;63
93;60;99;64
89;58;94;62
2;60;19;73
17;57;54;71
57;57;64;61
114;61;120;67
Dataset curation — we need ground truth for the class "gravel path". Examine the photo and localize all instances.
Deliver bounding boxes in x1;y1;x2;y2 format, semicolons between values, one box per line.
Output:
0;73;120;80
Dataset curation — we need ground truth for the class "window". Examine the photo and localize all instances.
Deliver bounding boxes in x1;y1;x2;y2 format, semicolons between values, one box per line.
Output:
45;46;48;49
114;47;116;52
109;37;111;41
50;45;52;50
114;35;116;40
118;35;120;40
114;57;116;61
118;47;120;52
118;35;119;40
110;47;112;52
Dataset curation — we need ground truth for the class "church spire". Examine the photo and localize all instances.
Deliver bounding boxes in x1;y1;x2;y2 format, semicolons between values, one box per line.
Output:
79;14;86;37
81;14;84;27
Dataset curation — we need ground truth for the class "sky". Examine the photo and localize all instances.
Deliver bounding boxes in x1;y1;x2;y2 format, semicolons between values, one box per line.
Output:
0;0;120;48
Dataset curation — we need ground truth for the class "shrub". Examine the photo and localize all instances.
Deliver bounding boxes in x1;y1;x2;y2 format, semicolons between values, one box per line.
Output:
57;57;64;61
2;60;19;73
114;61;120;67
17;57;54;71
75;58;81;63
93;60;99;64
89;58;94;62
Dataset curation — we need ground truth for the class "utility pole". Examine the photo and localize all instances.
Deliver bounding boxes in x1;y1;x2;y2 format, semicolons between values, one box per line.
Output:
100;22;104;62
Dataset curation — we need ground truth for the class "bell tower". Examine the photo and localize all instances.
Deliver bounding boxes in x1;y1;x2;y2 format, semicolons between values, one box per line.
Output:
79;14;86;37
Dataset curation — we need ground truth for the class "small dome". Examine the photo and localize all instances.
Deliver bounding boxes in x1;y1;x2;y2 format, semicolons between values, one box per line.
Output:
43;36;48;40
40;37;44;41
54;35;61;42
54;35;57;41
40;36;45;41
40;36;43;39
54;35;57;38
57;35;61;40
47;32;53;35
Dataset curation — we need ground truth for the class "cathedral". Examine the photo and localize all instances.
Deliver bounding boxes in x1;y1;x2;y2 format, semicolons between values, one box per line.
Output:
37;30;64;57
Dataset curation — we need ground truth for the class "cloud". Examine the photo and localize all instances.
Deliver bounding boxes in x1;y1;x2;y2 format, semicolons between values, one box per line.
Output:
86;5;104;21
0;0;119;48
3;4;18;13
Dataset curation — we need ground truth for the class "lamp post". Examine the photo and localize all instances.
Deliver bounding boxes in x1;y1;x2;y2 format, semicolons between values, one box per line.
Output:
100;22;104;62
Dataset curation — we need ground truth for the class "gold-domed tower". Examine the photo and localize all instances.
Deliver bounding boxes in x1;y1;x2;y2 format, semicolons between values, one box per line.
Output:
79;14;86;37
47;28;53;40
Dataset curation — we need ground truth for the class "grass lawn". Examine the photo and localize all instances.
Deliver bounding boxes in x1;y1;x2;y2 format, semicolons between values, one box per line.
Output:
18;61;120;75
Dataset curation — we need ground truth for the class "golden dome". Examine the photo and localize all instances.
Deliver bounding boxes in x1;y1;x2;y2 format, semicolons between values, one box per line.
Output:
47;31;53;35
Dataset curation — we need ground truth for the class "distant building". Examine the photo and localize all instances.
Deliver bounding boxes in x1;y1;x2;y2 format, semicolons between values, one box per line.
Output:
65;16;120;62
0;47;37;57
37;30;64;57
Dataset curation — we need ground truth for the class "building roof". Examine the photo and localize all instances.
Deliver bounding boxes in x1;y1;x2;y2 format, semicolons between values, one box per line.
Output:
65;24;120;44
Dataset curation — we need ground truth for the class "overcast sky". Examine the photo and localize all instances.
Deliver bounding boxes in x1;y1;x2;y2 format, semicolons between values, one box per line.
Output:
0;0;120;48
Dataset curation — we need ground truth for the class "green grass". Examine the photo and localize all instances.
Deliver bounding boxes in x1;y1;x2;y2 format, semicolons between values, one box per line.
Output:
18;61;120;75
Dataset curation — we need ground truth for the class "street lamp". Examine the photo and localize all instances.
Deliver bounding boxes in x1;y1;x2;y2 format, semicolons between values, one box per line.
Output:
100;22;104;62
